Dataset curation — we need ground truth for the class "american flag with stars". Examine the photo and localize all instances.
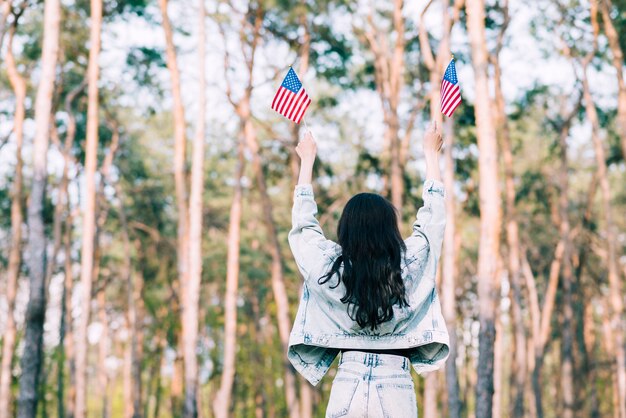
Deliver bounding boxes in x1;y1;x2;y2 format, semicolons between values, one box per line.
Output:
271;67;311;124
440;58;462;117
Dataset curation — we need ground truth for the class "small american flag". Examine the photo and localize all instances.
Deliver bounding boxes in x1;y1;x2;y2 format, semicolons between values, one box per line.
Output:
440;58;461;117
271;67;311;124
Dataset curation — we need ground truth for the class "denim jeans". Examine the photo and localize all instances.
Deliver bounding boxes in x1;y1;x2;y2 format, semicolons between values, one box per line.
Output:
325;351;418;418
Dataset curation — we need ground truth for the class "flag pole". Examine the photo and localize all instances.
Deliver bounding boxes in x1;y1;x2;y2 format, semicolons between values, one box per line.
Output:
302;116;310;132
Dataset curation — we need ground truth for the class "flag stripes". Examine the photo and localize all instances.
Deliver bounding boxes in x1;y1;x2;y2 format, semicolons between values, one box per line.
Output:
440;58;462;118
271;68;311;124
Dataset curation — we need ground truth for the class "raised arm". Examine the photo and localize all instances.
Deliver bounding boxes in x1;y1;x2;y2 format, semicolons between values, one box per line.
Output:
406;122;446;261
288;131;337;279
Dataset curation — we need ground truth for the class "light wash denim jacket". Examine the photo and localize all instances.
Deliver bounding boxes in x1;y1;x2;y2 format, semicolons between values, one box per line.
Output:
287;179;450;386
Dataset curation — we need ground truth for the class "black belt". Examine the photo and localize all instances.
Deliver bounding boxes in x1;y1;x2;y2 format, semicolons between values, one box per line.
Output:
339;348;412;358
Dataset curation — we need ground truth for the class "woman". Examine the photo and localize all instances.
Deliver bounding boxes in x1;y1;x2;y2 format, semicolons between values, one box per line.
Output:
287;122;450;417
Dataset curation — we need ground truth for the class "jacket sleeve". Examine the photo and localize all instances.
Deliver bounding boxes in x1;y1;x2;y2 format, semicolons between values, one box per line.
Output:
288;184;338;279
406;179;446;261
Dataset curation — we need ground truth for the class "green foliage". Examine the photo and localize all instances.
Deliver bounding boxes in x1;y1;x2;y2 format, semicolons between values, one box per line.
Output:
125;46;167;93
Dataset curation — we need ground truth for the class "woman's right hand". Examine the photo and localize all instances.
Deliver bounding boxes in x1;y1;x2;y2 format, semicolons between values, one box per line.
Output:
423;121;443;156
296;130;317;185
296;130;317;162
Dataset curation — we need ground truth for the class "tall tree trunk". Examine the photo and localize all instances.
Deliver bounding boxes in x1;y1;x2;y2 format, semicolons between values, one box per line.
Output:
212;138;245;418
75;0;102;415
183;3;206;416
599;0;626;160
522;228;564;418
418;2;464;415
90;123;121;418
124;328;133;418
0;0;11;51
581;67;626;418
601;313;622;418
466;1;502;417
132;266;145;418
242;68;301;417
573;172;600;418
111;180;142;418
63;210;76;418
0;25;25;418
362;0;405;209
171;333;184;415
424;373;438;418
441;117;462;418
289;0;311;190
16;0;60;415
493;300;504;418
243;99;301;418
157;8;190;412
58;219;71;418
57;79;85;418
388;0;404;209
581;291;600;418
553;104;577;418
158;3;189;413
290;8;314;416
489;8;527;415
96;268;110;418
216;5;300;415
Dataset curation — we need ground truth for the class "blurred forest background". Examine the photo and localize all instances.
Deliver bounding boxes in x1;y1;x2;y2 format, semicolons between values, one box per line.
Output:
0;0;625;417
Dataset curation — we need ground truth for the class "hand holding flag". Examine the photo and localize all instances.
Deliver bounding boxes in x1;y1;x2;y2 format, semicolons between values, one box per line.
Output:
440;58;462;117
271;67;311;124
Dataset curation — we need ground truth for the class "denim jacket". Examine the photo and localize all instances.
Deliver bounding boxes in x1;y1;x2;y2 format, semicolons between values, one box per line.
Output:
287;179;450;386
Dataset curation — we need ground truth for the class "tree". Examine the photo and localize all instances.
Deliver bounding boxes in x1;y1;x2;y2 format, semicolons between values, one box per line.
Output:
74;0;103;416
577;7;626;414
183;1;206;416
16;0;60;415
359;0;407;210
0;11;26;418
418;1;464;416
465;0;502;416
157;1;189;412
598;0;626;160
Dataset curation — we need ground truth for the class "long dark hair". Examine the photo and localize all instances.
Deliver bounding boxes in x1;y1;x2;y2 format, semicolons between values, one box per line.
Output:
319;193;408;330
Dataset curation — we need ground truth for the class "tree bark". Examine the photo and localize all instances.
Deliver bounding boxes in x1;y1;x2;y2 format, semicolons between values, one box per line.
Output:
90;118;122;418
212;135;245;418
362;0;405;209
291;8;314;416
244;99;301;418
183;2;206;416
0;24;25;418
158;3;190;413
487;4;529;416
16;0;60;415
493;296;504;418
75;0;102;415
95;260;111;418
62;209;76;418
599;0;626;160
553;102;578;418
418;1;464;415
158;2;189;414
581;66;626;418
573;172;600;418
522;235;564;418
56;79;85;418
466;0;502;416
244;45;301;418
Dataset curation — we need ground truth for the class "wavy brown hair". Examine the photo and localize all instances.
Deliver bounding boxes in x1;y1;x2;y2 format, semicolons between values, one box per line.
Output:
319;193;408;330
